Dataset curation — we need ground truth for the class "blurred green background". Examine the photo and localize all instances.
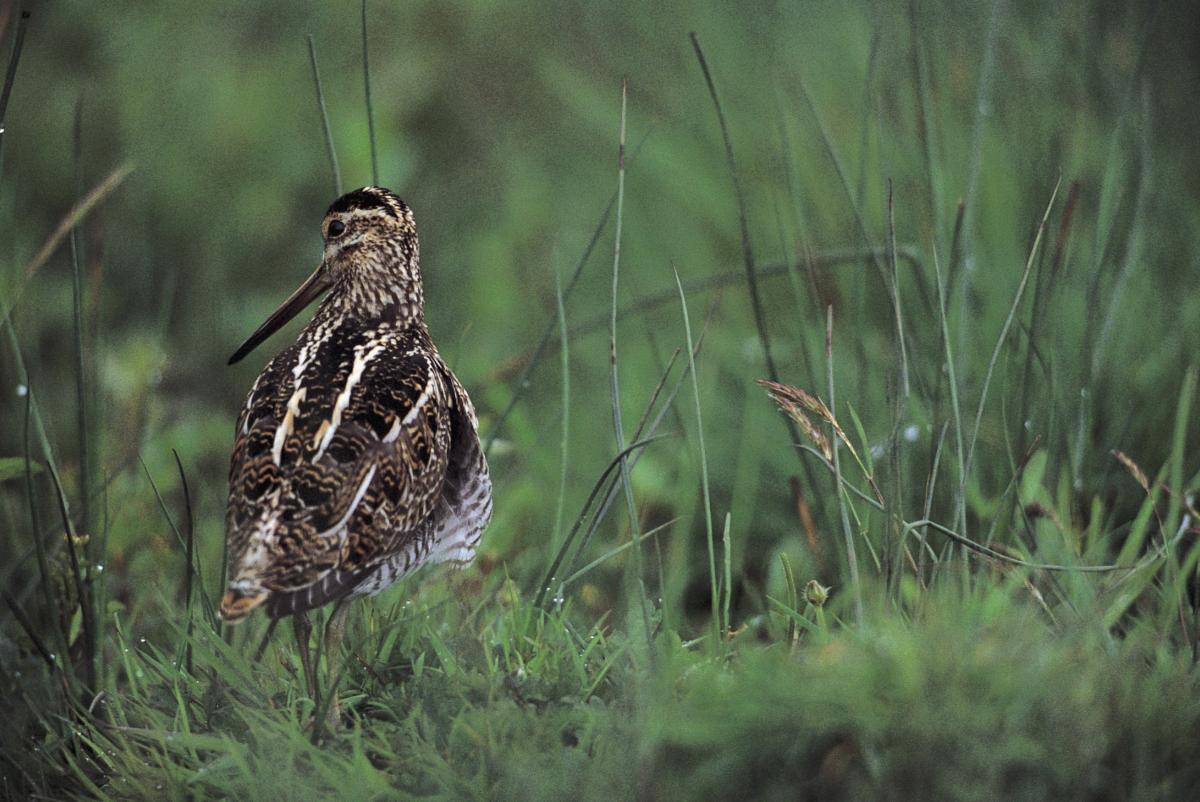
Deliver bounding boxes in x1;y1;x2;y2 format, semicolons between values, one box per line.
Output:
3;1;1200;798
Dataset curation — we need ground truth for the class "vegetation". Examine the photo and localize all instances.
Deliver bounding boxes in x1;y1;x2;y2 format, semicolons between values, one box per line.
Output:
2;2;1198;799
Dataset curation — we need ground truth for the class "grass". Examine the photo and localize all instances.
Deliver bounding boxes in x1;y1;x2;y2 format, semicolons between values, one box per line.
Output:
3;2;1200;800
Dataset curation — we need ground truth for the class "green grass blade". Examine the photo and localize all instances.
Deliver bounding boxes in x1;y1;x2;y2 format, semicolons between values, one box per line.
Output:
673;266;718;644
722;511;732;636
605;80;651;646
0;10;31;152
561;517;678;588
23;391;70;692
1;164;133;328
1164;366;1196;541
963;179;1061;507
533;434;670;609
305;34;341;197
551;257;571;550
690;33;784;387
827;307;864;625
360;0;379;186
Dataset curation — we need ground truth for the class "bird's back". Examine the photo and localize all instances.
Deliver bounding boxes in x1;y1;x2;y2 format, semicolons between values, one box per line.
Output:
221;313;491;620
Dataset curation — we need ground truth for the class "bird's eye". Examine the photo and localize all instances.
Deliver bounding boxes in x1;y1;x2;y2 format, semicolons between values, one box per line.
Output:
327;220;346;238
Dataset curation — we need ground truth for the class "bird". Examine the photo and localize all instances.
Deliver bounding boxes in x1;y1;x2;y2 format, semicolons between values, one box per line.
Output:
218;186;492;726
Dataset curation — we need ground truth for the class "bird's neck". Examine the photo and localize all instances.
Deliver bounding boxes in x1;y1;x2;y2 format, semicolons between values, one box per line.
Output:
317;276;425;329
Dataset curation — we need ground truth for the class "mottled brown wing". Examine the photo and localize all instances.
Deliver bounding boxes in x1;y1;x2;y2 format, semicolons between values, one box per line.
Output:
343;360;493;598
224;328;452;616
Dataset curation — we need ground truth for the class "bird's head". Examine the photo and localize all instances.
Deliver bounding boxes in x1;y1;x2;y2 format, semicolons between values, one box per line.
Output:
228;186;424;365
321;186;417;271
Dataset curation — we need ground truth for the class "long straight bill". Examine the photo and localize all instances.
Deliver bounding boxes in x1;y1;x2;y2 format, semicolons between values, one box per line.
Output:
228;264;332;365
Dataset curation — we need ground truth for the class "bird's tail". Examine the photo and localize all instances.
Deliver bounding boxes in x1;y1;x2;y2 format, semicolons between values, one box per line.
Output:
219;582;268;622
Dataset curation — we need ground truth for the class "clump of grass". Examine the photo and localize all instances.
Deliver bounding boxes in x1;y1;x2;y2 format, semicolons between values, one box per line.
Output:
642;591;1200;801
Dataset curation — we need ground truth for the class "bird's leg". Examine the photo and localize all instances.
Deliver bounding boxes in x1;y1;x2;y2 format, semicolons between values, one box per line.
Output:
293;611;317;701
253;617;279;662
321;598;353;730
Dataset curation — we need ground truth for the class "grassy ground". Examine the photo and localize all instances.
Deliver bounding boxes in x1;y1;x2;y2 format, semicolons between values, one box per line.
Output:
3;1;1200;799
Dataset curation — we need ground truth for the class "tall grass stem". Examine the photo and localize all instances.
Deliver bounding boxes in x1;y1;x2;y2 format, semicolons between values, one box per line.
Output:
606;81;652;648
674;267;718;645
361;0;379;185
826;307;864;625
963;179;1061;492
552;262;570;549
0;10;31;153
306;35;342;197
483;131;650;454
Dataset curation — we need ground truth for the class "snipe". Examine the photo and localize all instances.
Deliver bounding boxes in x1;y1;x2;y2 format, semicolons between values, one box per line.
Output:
220;186;492;726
